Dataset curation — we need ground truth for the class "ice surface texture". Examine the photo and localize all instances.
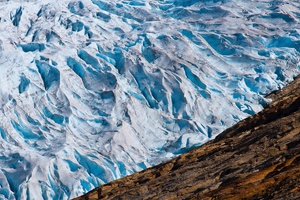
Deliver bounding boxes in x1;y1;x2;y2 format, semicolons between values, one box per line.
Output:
0;0;299;199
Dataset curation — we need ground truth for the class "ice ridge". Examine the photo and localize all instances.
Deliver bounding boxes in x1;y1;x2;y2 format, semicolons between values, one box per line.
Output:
0;0;299;199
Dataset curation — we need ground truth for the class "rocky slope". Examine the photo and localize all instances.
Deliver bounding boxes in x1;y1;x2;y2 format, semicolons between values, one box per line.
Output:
74;74;300;199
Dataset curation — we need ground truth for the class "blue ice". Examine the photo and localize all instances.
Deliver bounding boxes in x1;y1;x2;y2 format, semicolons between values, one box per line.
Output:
10;7;23;26
11;120;41;140
0;127;7;141
43;107;64;125
18;75;30;94
72;20;84;32
78;50;101;71
35;60;60;90
74;151;108;182
68;1;84;15
67;57;86;80
20;43;45;52
96;12;111;22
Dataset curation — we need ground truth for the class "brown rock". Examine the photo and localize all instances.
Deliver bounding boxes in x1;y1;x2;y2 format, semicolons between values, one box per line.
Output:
74;75;300;200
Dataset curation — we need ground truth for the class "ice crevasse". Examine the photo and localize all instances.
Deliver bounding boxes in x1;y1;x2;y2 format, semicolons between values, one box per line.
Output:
0;0;299;199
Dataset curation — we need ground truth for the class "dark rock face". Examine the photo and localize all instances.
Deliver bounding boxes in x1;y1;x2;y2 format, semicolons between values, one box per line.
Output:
74;75;300;200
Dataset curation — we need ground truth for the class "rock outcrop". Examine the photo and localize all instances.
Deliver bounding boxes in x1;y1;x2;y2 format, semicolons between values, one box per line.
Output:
74;75;300;200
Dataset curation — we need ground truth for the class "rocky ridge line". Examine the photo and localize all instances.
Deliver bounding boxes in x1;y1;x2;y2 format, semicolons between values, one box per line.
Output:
75;75;300;200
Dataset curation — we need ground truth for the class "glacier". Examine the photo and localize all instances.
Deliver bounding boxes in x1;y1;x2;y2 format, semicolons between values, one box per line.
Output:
0;0;299;199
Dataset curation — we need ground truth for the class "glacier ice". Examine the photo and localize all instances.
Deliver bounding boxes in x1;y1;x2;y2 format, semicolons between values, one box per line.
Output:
0;0;299;199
